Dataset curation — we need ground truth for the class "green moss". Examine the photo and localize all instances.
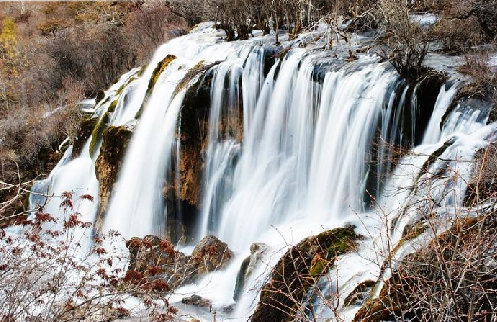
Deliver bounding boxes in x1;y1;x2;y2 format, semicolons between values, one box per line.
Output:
309;257;327;277
137;65;146;77
135;55;176;120
311;225;359;260
89;112;110;158
108;99;118;113
116;72;140;97
307;225;360;277
149;55;176;93
173;60;206;96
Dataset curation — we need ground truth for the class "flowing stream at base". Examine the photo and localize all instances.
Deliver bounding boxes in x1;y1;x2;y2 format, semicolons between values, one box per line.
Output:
30;24;497;320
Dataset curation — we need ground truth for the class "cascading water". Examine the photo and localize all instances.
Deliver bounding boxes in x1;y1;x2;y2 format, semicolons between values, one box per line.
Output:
29;68;143;251
30;23;497;321
200;53;403;251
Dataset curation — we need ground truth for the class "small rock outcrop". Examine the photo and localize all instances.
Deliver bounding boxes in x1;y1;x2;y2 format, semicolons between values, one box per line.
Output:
190;235;234;275
234;243;268;300
464;142;497;207
126;234;233;290
72;117;98;158
181;295;211;308
94;124;134;232
126;235;191;288
251;226;360;322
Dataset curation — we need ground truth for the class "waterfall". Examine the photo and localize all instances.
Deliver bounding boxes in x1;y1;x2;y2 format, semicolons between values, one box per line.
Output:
28;68;143;250
103;24;253;238
200;53;403;251
422;82;459;144
29;24;497;321
103;60;188;238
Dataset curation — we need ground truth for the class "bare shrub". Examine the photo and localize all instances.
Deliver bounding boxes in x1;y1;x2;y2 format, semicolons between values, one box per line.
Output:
357;213;497;321
0;193;177;321
376;0;429;80
356;142;497;321
457;48;497;110
125;3;186;63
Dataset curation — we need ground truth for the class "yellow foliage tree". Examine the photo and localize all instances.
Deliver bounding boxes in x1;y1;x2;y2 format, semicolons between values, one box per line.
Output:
0;17;26;111
0;17;19;77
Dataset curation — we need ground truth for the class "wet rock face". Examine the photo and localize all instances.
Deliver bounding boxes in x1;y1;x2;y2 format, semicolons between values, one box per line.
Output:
408;72;447;146
94;125;134;232
175;71;213;208
126;234;233;290
162;70;216;242
251;226;360;322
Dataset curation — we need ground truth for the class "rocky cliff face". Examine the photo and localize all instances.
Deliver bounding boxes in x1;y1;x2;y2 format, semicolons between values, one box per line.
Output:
162;68;214;242
94;124;134;232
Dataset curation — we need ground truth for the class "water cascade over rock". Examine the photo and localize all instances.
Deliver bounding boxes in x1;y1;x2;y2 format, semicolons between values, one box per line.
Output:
30;23;497;320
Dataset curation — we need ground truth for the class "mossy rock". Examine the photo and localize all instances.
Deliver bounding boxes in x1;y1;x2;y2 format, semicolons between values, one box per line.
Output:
72;117;98;158
135;55;177;119
150;55;177;91
107;99;118;113
251;226;360;322
89;112;110;158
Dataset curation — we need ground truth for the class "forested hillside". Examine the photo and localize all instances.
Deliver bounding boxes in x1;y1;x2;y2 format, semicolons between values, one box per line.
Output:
0;1;186;219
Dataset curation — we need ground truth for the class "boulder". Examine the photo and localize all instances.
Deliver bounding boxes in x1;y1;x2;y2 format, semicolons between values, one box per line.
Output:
181;295;211;308
126;235;191;289
251;226;360;322
190;235;234;275
125;235;233;290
